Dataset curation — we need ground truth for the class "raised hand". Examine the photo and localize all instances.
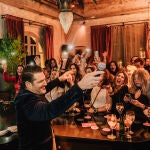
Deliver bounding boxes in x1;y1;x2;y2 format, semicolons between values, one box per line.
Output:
78;71;102;90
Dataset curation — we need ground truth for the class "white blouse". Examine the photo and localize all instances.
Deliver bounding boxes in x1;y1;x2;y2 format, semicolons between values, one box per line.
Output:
91;86;107;109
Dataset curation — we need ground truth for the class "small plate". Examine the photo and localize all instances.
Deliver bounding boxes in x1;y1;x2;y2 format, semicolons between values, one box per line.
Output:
91;125;99;130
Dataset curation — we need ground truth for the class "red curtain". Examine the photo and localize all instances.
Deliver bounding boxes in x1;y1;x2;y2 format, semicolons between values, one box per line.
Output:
91;25;111;62
5;15;24;41
146;23;150;58
44;25;54;60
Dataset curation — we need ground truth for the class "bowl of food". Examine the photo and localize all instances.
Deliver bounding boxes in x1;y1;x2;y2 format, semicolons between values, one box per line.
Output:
100;127;111;136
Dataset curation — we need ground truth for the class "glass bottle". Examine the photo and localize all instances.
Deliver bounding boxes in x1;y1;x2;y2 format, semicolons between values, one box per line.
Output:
119;116;124;135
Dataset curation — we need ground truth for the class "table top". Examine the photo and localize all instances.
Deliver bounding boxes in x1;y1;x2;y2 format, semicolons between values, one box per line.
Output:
0;105;150;145
52;112;150;144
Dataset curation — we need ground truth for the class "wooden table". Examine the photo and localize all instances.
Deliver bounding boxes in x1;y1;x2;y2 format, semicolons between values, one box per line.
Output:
0;105;150;150
52;113;150;150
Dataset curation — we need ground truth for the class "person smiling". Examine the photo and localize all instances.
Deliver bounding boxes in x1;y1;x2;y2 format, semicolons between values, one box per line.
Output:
14;65;101;150
111;70;129;117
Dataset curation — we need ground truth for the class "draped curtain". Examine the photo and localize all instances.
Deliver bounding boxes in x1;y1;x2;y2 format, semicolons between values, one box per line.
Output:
111;23;146;65
146;22;150;58
4;15;24;41
44;25;54;60
91;25;111;62
110;25;124;64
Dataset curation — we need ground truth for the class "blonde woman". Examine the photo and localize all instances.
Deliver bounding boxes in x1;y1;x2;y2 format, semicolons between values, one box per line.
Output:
124;68;150;122
126;65;137;88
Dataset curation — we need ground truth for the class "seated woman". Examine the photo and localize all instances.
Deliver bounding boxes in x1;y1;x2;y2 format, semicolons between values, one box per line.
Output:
88;70;113;114
124;68;149;123
82;66;95;103
111;70;129;117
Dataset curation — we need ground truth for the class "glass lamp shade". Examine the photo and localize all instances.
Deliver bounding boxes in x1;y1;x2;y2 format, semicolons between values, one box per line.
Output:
59;11;73;34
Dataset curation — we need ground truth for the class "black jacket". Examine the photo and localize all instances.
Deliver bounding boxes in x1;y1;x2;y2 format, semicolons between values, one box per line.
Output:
14;78;83;150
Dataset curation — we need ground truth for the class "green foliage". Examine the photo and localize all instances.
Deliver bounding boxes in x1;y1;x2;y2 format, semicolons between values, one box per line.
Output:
0;36;26;74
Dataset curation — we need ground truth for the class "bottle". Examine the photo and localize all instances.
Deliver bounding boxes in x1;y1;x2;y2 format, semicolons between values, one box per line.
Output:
119;116;124;135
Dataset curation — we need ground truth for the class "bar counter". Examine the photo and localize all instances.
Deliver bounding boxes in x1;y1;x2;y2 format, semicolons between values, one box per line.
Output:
52;112;150;150
0;102;150;150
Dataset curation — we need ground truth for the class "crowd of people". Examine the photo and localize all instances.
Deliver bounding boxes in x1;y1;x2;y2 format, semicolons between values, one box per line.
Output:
1;50;150;150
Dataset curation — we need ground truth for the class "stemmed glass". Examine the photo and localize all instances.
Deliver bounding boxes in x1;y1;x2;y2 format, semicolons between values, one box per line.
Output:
116;102;124;119
127;111;135;135
107;114;118;140
84;100;91;121
105;102;111;113
104;102;111;118
123;111;134;138
143;106;150;126
125;93;132;102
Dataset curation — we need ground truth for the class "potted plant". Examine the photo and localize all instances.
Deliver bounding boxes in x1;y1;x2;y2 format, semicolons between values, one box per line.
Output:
0;36;26;98
0;36;26;74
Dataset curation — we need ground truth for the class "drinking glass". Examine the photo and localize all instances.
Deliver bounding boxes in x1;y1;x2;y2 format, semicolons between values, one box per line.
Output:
104;102;111;119
116;102;124;121
105;102;111;113
126;110;135;135
147;107;150;121
125;93;132;102
123;112;134;138
84;100;91;121
143;106;150;126
107;114;117;140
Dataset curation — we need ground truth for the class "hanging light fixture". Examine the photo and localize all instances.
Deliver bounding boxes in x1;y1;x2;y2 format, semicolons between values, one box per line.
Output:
58;0;73;34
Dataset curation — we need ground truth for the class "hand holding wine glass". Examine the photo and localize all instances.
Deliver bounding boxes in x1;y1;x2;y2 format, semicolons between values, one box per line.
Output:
143;106;150;126
124;93;132;102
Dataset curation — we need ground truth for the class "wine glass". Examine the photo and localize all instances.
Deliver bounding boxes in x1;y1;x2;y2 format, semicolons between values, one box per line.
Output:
126;110;135;135
105;102;111;113
123;112;134;138
107;114;118;140
104;102;111;118
147;106;150;120
125;93;132;102
84;100;91;121
143;106;150;126
116;102;124;116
